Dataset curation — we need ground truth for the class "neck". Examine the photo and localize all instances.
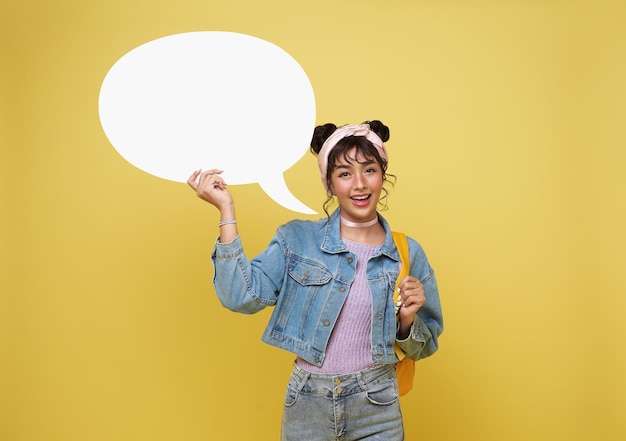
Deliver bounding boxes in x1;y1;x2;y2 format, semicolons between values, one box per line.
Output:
340;216;379;228
339;214;385;245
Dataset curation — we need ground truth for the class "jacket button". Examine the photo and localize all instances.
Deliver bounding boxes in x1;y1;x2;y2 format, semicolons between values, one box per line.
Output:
339;286;345;292
347;257;353;264
323;320;330;326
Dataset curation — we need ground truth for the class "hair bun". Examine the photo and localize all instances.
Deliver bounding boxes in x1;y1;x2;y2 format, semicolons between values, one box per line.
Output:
363;120;390;142
310;123;338;155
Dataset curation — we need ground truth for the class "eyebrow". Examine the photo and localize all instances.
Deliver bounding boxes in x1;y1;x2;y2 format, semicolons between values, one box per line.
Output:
334;159;376;169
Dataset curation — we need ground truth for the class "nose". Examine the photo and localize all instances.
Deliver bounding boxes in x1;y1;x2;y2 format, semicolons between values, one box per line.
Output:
353;174;366;189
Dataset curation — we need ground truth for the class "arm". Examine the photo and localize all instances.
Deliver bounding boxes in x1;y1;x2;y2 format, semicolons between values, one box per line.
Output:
395;241;444;361
188;169;286;314
211;234;285;314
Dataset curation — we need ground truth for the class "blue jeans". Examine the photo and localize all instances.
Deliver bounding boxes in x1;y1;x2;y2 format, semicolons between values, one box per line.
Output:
281;363;404;441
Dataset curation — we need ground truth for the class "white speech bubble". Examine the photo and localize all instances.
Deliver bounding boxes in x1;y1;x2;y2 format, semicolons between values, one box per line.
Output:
99;31;317;214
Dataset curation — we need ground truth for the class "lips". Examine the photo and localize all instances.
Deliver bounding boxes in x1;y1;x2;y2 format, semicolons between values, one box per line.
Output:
350;194;371;206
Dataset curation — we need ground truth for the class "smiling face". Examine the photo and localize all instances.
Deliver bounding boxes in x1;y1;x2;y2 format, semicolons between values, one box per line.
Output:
329;147;384;223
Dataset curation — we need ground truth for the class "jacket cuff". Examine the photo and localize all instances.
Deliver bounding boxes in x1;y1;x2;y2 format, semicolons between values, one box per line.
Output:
395;315;428;359
212;234;242;258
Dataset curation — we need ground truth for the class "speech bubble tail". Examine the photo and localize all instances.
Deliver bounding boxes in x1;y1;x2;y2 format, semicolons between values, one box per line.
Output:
258;175;317;215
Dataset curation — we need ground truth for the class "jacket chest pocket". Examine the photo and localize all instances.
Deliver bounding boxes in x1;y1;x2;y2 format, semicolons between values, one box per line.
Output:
288;259;332;286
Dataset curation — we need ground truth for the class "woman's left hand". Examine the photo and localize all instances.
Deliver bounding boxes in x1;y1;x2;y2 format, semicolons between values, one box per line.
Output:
397;276;425;338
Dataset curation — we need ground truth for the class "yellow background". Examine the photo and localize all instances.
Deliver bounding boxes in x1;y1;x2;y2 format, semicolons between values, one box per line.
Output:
2;0;625;440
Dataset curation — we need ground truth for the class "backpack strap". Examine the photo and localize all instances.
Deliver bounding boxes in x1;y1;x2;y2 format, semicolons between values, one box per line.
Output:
391;231;416;396
391;231;410;361
392;231;410;307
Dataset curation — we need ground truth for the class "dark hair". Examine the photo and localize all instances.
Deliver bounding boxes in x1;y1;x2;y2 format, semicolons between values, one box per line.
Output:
310;120;395;216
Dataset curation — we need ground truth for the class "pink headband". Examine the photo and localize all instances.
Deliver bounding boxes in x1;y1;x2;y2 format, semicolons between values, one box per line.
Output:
317;123;388;191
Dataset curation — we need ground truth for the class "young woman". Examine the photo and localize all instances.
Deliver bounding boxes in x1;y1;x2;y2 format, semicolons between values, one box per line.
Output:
188;120;443;441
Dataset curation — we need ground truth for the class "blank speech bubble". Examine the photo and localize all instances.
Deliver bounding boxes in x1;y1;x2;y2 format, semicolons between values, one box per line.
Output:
98;31;317;214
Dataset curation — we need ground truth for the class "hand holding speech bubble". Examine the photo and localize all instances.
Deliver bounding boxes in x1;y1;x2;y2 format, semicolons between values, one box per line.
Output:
98;32;317;214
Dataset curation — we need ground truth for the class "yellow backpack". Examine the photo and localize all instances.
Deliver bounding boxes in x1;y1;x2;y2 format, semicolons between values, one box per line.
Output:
392;231;416;397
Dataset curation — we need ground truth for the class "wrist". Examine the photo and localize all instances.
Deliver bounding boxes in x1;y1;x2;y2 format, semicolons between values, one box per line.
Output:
397;316;413;340
219;203;235;221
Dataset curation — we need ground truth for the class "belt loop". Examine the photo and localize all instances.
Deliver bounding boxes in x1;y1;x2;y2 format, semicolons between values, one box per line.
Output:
293;364;310;393
356;370;368;391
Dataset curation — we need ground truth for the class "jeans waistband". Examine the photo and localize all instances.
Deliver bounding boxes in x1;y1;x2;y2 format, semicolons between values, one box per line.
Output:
290;363;396;397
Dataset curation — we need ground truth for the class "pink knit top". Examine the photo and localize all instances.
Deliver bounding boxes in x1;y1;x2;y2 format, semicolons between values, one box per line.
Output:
297;238;381;374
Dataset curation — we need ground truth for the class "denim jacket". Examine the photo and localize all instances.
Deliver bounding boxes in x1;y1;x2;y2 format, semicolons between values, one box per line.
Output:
211;209;443;367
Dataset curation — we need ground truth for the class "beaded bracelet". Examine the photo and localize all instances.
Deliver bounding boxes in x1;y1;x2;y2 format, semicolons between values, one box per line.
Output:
218;219;237;227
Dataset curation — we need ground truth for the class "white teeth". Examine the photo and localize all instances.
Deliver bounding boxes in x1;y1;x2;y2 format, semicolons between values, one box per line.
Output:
352;195;369;200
